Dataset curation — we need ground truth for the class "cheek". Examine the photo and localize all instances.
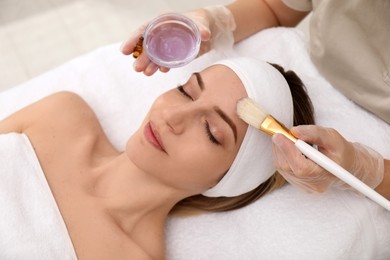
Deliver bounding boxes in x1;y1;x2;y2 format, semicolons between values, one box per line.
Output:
173;142;237;188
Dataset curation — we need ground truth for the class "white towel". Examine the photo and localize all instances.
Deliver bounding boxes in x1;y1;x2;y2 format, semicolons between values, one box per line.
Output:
0;133;77;260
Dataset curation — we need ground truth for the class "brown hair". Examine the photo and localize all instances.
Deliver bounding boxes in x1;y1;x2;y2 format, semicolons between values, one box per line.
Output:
171;63;315;214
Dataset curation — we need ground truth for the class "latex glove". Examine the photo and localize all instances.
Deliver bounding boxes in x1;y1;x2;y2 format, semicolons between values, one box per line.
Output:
120;5;236;76
271;125;384;193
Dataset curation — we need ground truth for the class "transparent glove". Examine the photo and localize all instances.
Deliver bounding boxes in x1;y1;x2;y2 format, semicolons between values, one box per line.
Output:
120;5;236;76
271;125;384;193
188;5;237;53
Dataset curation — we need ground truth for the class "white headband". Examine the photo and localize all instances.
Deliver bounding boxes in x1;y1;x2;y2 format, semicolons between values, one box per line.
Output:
202;58;294;197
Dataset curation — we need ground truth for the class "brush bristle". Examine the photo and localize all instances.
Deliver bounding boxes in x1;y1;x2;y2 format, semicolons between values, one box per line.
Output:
236;98;269;128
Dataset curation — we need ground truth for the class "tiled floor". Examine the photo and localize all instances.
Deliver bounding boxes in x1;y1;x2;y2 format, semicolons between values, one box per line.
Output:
0;0;308;93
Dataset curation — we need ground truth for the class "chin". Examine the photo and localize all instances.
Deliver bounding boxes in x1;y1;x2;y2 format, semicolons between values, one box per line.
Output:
125;132;164;176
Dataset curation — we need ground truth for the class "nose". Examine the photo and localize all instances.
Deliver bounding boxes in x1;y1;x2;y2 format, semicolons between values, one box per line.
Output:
161;103;206;134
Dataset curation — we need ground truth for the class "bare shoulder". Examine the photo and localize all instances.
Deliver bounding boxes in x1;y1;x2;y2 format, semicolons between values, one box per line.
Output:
0;91;100;135
39;91;100;132
34;91;97;124
45;91;90;109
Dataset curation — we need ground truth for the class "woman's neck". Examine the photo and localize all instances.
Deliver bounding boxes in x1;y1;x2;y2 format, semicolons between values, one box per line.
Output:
89;153;185;233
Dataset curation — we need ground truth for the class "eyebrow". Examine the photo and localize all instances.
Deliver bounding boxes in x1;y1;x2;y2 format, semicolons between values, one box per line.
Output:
194;73;238;143
214;107;238;143
194;72;204;90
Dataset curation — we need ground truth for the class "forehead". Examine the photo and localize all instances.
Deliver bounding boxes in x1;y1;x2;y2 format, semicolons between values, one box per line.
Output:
200;64;248;97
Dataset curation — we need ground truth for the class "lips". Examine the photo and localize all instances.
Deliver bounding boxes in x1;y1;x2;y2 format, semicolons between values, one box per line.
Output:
144;122;166;152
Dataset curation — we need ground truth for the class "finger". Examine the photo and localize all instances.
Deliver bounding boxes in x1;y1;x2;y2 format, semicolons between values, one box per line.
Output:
292;125;344;151
273;150;329;193
121;24;147;55
144;62;159;76
272;134;322;178
291;125;348;157
121;33;141;55
133;52;151;72
282;165;332;193
197;24;211;41
273;133;338;193
272;134;304;173
272;141;291;173
159;67;170;73
290;125;319;141
276;166;321;193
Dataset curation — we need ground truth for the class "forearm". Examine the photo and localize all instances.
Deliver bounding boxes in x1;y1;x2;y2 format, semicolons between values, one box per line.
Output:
375;159;390;200
226;0;309;43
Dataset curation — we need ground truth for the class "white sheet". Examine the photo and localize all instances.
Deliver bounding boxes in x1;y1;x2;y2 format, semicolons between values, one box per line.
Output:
1;28;389;259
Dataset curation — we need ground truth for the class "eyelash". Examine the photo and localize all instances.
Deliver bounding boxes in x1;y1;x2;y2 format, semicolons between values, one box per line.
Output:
176;85;220;145
177;85;193;100
205;121;220;145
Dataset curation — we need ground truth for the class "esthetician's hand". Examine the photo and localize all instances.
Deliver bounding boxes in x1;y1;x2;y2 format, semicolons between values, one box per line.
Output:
271;125;384;193
120;21;169;76
185;5;236;55
120;6;236;76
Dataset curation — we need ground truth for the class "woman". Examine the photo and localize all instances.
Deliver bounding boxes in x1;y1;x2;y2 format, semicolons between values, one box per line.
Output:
0;58;314;259
121;1;389;198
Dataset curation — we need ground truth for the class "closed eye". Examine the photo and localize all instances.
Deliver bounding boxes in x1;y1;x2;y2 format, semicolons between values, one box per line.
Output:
205;121;220;145
177;85;220;145
177;85;193;100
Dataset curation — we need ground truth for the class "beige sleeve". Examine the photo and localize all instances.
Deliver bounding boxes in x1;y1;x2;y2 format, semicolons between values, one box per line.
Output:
281;0;313;12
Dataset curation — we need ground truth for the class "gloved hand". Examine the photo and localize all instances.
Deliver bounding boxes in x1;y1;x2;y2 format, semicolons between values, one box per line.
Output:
271;125;384;193
120;5;236;76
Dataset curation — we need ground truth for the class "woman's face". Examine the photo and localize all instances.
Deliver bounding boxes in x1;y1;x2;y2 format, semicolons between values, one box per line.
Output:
126;65;248;195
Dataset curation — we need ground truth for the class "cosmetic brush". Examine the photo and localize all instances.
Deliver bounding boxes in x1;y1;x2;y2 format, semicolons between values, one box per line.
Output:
237;97;390;211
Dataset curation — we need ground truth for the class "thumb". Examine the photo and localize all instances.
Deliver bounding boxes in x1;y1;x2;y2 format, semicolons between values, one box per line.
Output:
198;24;211;41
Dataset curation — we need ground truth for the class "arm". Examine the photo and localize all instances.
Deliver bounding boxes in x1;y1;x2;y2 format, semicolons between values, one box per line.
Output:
0;92;106;166
0;92;97;137
0;105;31;134
227;0;309;42
0;92;65;135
